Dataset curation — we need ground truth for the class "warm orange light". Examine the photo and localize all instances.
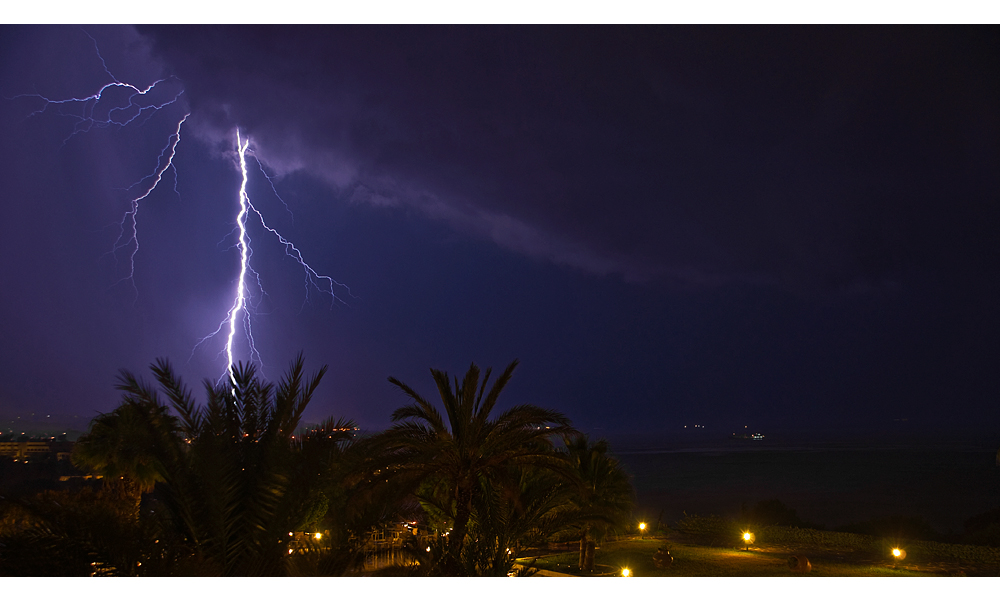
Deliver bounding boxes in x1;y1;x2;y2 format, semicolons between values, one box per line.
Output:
639;522;647;531
891;548;905;560
743;532;752;541
314;532;322;540
621;567;631;577
892;548;901;557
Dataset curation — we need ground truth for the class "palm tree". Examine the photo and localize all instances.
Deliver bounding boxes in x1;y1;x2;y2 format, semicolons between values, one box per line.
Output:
562;434;634;571
72;354;358;575
146;356;351;574
459;465;577;576
377;359;575;574
72;398;176;516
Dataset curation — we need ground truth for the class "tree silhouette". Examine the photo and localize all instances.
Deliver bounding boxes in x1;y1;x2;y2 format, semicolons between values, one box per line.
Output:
562;434;634;571
72;398;176;516
377;359;575;574
70;354;359;575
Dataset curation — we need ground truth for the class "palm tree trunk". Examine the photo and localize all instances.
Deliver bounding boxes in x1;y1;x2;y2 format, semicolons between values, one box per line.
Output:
105;476;142;521
448;485;474;573
584;540;596;572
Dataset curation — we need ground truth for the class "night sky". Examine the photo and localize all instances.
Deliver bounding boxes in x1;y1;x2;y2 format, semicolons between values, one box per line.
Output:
1;25;997;442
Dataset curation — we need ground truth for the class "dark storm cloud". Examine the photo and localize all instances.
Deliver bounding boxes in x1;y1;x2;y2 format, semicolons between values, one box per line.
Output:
138;25;999;290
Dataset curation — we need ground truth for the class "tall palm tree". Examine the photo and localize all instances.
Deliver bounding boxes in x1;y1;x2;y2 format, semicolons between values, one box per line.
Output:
147;357;349;574
73;354;358;575
459;464;578;576
73;399;175;517
562;434;634;571
377;360;576;574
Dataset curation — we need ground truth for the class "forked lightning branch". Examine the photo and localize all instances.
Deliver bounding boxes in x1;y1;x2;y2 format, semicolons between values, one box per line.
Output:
13;34;349;382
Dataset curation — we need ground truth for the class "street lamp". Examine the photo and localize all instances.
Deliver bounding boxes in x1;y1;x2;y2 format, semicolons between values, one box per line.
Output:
891;547;906;564
639;522;647;539
621;567;632;577
742;531;755;551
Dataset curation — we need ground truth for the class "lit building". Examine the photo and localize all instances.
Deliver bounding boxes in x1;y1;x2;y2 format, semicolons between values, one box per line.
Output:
0;434;73;460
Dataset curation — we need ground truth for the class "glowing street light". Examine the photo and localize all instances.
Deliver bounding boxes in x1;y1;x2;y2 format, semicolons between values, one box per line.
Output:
891;547;906;563
621;567;632;577
742;531;755;551
314;532;322;540
639;522;647;539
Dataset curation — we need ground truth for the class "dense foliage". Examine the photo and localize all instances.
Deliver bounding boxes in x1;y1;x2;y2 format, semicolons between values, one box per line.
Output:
0;356;635;576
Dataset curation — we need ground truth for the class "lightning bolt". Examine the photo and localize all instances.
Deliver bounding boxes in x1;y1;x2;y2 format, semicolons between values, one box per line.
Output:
12;29;185;144
192;130;353;382
15;32;353;385
7;31;188;298
111;114;189;298
16;76;184;143
252;156;295;221
226;131;252;379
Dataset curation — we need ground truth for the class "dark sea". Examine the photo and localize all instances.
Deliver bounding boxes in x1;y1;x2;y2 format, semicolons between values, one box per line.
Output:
613;433;1000;535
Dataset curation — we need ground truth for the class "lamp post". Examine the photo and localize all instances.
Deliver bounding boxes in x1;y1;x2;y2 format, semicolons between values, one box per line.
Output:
742;531;755;551
621;567;632;577
639;522;647;540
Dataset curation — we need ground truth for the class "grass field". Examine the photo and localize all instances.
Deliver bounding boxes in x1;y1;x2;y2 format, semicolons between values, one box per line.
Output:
524;538;937;577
